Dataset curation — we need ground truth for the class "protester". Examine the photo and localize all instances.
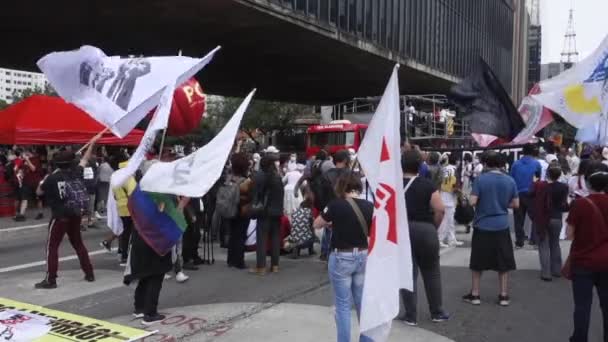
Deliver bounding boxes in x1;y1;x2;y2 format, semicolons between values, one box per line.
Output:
34;139;99;289
568;159;590;200
313;172;373;342
427;152;443;189
182;197;204;268
464;151;519;306
567;148;581;175
23;148;45;220
438;153;462;247
316;150;353;258
565;161;608;342
125;193;190;325
226;153;253;270
106;158;136;266
283;185;315;259
529;166;569;281
0;154;15;218
510;144;542;248
12;149;37;222
81;157;99;230
398;150;449;325
462;154;474;196
96;156;114;216
282;162;302;218
250;153;284;275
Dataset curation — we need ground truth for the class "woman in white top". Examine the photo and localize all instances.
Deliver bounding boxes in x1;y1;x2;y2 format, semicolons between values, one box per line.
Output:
568;159;590;199
283;163;303;218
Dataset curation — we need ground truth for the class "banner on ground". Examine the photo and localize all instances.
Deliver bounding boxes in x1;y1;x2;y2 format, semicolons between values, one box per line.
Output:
0;298;153;342
532;34;608;128
358;65;412;341
139;89;256;197
38;45;220;138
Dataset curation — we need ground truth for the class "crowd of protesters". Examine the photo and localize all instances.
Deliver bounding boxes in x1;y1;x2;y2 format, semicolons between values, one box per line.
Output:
1;140;607;339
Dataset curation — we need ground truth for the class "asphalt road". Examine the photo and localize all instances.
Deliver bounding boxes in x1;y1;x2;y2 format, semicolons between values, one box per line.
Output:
0;214;603;342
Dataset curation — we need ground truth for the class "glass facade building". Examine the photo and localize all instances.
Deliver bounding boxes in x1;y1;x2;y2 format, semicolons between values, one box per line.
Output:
268;0;514;89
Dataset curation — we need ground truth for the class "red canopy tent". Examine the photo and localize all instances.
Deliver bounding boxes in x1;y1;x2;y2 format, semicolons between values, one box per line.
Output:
0;95;144;145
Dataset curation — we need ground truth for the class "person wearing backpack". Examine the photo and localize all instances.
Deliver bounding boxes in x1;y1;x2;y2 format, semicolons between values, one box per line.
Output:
223;153;253;269
34;139;99;289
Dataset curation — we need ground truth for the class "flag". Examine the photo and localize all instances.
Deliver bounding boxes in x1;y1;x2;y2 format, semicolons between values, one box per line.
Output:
139;89;256;197
357;65;412;341
473;84;554;147
37;45;220;138
510;85;554;145
450;57;525;141
532;34;608;129
106;81;176;236
575;120;608;145
127;185;187;256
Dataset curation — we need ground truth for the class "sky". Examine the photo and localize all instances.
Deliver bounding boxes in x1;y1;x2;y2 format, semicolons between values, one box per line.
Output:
540;0;608;63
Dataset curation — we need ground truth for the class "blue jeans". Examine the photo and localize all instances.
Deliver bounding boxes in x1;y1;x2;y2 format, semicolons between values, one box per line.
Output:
321;228;332;256
328;250;373;342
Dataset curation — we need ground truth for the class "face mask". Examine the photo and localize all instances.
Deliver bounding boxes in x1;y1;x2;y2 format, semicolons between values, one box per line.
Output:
290;156;297;162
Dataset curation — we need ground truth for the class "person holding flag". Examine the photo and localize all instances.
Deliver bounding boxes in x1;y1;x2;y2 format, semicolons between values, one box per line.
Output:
357;65;413;341
34;137;100;289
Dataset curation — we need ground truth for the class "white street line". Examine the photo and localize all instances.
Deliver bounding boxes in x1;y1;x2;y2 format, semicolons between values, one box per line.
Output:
0;223;48;232
0;248;113;273
1;216;107;232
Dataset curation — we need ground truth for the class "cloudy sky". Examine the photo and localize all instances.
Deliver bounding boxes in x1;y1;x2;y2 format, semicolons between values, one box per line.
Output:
540;0;608;63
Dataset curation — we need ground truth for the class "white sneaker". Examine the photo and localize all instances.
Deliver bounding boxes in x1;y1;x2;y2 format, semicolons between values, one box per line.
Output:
164;273;172;280
95;211;103;220
449;240;465;247
439;242;450;248
175;272;189;283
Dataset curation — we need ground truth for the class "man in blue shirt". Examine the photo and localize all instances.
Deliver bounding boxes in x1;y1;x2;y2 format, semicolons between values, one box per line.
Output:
463;151;519;307
509;144;541;248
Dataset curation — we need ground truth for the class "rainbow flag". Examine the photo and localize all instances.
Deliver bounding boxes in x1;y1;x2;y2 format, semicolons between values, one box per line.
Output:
128;185;187;256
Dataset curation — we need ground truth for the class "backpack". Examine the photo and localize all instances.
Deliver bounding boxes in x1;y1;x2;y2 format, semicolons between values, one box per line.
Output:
63;177;90;217
216;176;244;219
455;195;475;225
310;173;335;211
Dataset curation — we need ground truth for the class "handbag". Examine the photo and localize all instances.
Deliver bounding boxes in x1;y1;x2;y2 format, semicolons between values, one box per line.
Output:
346;197;368;237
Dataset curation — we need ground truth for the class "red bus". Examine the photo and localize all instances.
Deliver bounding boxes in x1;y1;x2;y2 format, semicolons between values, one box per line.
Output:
306;120;368;158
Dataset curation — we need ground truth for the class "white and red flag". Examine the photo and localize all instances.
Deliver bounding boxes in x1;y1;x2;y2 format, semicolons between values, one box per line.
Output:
358;65;413;341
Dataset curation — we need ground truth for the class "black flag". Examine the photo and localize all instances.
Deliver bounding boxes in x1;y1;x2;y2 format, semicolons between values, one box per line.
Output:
450;58;525;140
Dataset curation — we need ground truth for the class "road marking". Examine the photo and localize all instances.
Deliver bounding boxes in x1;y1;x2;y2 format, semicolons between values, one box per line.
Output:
1;222;48;232
0;248;113;273
1;216;107;232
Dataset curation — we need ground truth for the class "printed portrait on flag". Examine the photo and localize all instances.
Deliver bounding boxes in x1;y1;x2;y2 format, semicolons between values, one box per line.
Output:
80;58;152;110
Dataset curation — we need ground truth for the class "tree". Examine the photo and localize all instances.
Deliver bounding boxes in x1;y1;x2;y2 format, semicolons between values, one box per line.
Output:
207;97;310;147
0;99;8;110
9;83;57;104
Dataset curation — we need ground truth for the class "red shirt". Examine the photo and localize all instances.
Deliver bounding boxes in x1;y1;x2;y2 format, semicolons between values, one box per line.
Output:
566;194;608;272
13;158;24;171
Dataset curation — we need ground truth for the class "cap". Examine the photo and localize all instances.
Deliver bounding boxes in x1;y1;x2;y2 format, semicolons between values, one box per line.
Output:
53;151;75;166
263;146;280;154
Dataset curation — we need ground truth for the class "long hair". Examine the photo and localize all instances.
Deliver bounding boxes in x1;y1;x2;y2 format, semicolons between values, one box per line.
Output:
334;172;363;199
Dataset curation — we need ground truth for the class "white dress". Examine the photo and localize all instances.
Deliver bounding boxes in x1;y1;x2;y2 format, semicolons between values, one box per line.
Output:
283;170;303;218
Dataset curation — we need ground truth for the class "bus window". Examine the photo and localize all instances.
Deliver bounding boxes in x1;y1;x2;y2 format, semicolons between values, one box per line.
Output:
345;131;355;146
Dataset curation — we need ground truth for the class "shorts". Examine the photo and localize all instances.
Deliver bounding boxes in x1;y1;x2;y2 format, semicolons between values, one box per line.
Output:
470;228;516;272
15;185;33;202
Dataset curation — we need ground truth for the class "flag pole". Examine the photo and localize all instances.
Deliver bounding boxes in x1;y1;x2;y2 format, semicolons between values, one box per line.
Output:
77;127;110;154
157;129;168;161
